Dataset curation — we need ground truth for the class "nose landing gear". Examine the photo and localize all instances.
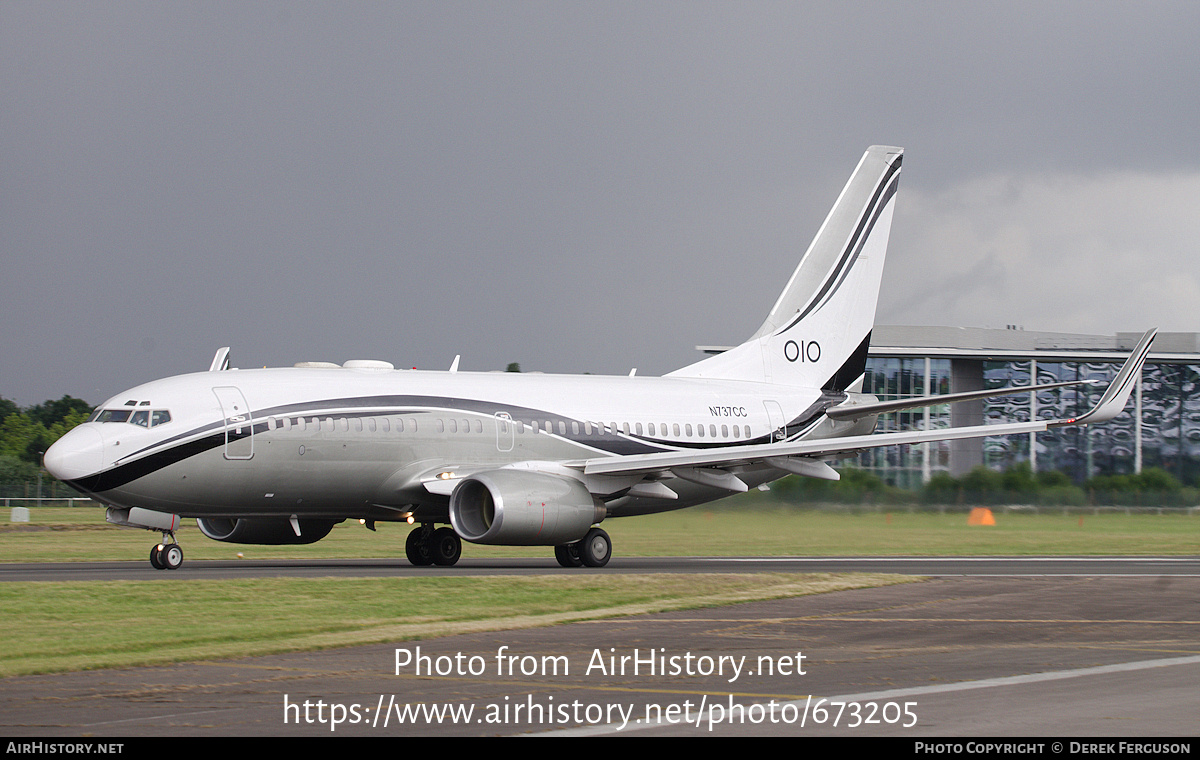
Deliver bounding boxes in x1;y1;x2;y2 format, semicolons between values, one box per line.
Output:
149;534;183;570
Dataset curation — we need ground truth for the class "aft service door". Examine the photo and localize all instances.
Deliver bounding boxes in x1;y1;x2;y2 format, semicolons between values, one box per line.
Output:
213;386;254;460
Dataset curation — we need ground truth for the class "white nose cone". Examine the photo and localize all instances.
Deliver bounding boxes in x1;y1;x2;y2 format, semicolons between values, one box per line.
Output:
43;426;105;481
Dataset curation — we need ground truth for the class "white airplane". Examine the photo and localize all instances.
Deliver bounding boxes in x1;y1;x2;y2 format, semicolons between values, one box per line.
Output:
43;146;1156;570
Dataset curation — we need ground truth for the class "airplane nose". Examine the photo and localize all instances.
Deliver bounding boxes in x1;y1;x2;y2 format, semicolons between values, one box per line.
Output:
43;426;105;481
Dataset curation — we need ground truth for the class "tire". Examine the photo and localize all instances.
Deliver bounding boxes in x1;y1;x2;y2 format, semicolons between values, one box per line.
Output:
431;527;462;566
161;544;183;570
554;543;583;568
578;528;611;568
150;545;165;570
405;527;433;566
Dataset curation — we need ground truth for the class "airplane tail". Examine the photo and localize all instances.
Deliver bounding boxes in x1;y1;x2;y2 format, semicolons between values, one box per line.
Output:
669;145;902;390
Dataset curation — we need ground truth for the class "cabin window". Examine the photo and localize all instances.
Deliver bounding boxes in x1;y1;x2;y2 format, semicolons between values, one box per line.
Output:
744;425;751;438
354;418;363;432
647;423;655;436
448;419;457;433
697;424;704;438
409;418;417;432
635;423;643;435
685;424;693;436
436;419;445;433
731;424;738;438
710;424;717;437
558;421;566;435
673;423;681;437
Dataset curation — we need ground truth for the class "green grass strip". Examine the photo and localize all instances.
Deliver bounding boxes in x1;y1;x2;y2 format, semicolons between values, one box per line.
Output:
2;505;1198;562
0;573;910;677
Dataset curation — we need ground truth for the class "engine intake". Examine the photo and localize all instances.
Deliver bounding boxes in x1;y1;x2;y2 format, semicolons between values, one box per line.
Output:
448;470;603;545
196;517;338;545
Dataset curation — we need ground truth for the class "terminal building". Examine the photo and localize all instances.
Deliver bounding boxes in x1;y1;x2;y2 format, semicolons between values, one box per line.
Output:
860;326;1200;487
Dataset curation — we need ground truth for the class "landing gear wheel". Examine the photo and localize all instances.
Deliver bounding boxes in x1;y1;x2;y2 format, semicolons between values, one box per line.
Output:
161;544;183;570
554;543;584;568
150;544;165;570
431;527;462;566
578;528;612;568
405;526;433;566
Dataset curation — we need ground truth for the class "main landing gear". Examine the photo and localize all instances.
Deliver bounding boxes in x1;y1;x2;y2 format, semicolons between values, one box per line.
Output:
148;534;183;570
402;524;612;569
555;527;611;568
406;523;462;567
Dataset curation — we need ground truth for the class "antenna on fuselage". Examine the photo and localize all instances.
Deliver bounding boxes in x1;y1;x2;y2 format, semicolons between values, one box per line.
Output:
209;347;231;372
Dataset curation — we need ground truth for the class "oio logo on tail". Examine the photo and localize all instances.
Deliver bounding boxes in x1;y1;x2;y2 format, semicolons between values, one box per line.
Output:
783;340;821;363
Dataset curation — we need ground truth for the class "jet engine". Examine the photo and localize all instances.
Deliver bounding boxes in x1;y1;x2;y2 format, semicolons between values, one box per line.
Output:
448;470;604;545
196;517;338;545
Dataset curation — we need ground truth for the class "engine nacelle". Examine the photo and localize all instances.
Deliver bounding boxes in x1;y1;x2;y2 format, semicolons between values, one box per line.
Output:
196;517;338;545
448;470;604;545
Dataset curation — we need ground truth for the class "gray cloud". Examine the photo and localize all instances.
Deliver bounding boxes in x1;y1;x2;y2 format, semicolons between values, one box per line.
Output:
3;2;1198;405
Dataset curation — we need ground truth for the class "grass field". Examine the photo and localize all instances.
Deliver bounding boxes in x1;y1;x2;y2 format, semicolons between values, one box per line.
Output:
0;573;908;677
3;497;1198;562
1;497;1195;677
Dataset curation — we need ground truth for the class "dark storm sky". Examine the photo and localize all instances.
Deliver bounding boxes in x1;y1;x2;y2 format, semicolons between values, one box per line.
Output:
3;2;1197;405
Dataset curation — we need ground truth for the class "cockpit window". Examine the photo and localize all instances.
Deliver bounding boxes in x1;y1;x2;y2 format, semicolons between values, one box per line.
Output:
93;408;171;426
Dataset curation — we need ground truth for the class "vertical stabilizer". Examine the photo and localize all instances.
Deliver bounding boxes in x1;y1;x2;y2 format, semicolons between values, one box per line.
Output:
669;145;902;390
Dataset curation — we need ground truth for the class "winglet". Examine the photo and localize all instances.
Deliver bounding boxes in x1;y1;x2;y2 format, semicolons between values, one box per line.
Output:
1052;328;1156;427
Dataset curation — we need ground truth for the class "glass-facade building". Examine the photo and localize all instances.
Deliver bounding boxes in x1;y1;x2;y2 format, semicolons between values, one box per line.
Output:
857;328;1200;488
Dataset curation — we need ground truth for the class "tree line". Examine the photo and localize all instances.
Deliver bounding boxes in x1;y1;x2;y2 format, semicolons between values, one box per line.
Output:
771;461;1199;508
0;396;92;484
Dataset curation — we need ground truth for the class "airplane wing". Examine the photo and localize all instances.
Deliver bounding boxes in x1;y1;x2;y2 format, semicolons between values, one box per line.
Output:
581;328;1156;484
824;378;1096;421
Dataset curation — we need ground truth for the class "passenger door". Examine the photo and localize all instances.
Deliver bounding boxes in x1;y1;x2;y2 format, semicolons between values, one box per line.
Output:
213;386;254;460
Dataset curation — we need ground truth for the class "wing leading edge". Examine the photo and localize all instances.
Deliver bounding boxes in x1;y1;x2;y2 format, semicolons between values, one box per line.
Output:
582;328;1157;482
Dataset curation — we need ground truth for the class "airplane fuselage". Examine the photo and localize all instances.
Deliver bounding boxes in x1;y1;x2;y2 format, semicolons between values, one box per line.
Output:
53;365;875;525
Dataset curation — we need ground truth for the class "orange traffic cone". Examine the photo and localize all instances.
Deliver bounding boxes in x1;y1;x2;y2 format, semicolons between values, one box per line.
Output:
967;507;996;526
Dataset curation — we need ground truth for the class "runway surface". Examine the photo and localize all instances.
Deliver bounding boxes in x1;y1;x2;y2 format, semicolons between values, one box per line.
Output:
2;558;1199;737
3;555;1200;581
